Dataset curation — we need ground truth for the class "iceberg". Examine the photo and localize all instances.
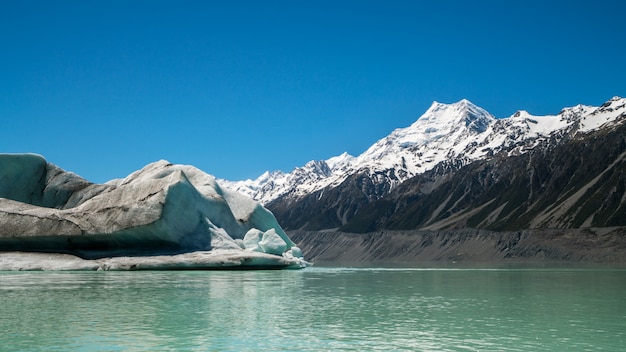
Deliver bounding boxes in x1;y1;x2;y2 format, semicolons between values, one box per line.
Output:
0;154;309;270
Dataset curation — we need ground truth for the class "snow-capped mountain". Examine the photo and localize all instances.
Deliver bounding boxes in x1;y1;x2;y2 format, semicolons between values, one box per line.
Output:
220;152;355;205
222;96;626;208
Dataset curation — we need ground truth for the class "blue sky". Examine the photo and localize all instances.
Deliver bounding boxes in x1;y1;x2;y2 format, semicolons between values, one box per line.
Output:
2;0;625;183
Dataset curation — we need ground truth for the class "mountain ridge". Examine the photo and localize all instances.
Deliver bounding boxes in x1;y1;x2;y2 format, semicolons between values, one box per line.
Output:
221;96;626;232
340;119;626;233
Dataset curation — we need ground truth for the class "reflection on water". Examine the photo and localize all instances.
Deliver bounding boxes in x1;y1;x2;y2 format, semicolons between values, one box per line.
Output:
1;267;625;351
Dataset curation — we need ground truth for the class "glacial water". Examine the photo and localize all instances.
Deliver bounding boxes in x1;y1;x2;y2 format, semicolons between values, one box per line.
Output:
1;266;625;351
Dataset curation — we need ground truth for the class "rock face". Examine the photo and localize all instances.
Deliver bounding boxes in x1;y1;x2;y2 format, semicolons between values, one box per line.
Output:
0;154;307;270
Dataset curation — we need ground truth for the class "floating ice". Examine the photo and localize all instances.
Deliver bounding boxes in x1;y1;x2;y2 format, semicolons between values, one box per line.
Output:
0;154;309;270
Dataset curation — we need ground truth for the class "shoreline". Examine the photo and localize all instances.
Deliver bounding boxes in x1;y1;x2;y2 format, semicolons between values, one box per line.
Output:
289;227;626;264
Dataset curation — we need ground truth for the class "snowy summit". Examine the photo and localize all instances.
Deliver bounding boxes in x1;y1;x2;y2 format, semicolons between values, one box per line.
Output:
221;97;626;204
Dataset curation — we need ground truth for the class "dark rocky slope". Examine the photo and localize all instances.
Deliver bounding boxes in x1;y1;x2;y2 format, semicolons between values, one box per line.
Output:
341;120;626;233
277;105;626;263
264;97;626;233
271;113;626;234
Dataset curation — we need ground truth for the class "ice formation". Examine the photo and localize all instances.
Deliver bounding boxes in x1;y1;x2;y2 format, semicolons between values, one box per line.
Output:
0;154;309;270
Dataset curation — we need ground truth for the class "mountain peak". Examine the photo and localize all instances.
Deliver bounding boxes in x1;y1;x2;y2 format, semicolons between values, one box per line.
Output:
456;98;473;106
419;99;494;133
326;152;355;170
222;96;626;216
512;110;532;118
428;98;479;112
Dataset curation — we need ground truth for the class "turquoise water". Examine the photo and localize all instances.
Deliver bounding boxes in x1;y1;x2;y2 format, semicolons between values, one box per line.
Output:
1;266;625;351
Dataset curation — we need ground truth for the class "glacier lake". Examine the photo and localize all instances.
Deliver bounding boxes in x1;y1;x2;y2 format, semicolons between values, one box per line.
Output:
1;266;625;351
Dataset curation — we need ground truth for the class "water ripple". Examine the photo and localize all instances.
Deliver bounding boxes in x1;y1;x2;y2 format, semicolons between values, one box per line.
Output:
1;267;625;351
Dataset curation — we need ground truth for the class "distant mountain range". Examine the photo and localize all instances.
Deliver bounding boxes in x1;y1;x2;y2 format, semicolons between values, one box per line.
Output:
221;97;626;232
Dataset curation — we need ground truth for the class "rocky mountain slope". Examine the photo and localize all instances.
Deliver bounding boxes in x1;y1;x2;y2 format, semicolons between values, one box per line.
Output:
341;117;626;232
223;96;626;231
0;154;307;270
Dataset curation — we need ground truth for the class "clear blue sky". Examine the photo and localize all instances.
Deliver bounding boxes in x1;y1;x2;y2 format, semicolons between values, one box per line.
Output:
2;0;625;183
